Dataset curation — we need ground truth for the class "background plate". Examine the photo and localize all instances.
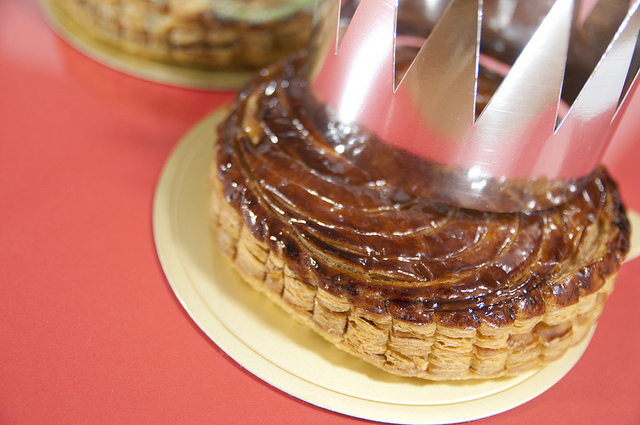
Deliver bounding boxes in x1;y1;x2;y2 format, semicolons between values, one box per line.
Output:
39;0;253;91
153;107;638;424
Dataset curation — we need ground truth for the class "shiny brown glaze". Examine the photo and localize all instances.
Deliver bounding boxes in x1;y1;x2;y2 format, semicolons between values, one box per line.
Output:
215;54;630;329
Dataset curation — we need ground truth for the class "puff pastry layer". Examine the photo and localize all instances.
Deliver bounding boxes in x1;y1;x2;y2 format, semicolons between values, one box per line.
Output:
55;0;312;69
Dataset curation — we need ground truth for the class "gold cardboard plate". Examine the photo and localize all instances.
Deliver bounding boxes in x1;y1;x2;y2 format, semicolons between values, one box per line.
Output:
153;108;639;424
39;0;253;91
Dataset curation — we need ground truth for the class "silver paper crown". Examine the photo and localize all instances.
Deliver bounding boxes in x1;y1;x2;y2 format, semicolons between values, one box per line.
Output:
304;0;640;211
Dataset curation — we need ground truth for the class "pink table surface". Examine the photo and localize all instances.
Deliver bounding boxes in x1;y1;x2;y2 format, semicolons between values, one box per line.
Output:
1;1;639;424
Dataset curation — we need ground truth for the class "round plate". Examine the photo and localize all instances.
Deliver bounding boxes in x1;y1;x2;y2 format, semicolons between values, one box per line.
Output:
153;107;639;424
39;0;253;91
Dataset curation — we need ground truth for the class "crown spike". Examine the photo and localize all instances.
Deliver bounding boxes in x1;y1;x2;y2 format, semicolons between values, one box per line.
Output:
304;0;640;211
394;0;481;136
476;0;573;128
543;0;640;178
566;0;640;126
464;0;572;178
309;0;396;125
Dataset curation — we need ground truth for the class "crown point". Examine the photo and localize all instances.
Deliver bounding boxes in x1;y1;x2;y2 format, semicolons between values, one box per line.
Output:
395;0;481;135
304;0;640;210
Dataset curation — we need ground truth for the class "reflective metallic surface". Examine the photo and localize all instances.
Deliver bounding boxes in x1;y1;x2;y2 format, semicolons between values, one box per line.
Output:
305;0;640;211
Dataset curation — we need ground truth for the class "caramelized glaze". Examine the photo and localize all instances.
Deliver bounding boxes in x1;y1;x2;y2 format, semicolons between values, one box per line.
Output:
215;54;630;328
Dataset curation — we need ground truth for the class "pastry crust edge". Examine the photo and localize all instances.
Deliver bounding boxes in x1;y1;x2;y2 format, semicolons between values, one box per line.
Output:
208;159;619;381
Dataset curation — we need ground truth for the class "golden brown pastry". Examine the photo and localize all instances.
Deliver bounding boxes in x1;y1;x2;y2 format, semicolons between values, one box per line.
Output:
209;54;631;380
54;0;313;69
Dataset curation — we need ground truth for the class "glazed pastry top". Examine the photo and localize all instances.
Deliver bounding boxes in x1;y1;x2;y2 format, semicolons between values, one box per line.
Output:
215;54;630;327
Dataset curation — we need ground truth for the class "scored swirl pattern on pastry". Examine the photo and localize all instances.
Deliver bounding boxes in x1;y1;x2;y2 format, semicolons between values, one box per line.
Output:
210;54;630;380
